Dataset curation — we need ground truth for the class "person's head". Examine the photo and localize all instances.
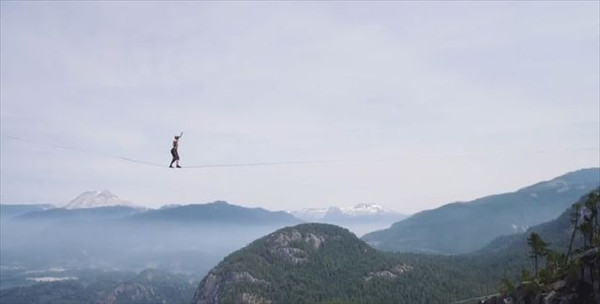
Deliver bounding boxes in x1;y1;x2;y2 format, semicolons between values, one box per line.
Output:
174;136;180;140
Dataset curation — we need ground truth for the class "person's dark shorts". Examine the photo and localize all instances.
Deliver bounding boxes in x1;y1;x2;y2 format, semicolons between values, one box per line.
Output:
171;148;179;160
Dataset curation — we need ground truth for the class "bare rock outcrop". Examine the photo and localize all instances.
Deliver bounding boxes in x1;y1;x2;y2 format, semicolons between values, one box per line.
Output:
193;270;269;304
364;264;414;281
266;229;328;264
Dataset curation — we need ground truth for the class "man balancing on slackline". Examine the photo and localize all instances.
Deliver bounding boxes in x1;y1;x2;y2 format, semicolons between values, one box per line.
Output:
169;132;183;168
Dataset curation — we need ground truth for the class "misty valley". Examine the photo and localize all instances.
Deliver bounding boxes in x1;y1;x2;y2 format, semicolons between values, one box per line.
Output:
0;202;299;287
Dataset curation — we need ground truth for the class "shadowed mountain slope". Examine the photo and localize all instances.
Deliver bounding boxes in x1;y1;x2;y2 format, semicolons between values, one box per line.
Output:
362;168;599;254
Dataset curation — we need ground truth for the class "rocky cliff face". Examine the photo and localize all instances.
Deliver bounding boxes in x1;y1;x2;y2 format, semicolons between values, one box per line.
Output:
482;247;600;304
194;271;271;304
364;264;413;282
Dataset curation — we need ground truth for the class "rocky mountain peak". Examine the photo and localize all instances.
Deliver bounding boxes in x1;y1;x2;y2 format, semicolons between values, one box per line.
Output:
192;223;381;304
265;227;329;264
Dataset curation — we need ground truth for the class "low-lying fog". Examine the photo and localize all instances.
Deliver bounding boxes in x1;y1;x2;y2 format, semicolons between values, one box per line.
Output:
0;217;286;288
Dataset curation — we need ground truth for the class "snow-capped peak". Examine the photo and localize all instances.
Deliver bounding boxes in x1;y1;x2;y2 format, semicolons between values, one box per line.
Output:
63;190;134;209
290;203;401;221
340;203;394;216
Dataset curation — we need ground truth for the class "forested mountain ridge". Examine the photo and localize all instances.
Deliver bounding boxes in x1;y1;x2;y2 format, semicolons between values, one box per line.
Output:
192;223;496;304
474;193;584;257
363;168;600;254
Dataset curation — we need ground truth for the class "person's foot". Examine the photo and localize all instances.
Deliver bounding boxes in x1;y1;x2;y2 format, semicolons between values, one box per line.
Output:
169;165;174;168
176;165;181;168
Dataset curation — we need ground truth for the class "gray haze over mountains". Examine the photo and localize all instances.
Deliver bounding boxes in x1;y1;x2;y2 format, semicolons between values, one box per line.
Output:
2;190;404;289
0;197;301;290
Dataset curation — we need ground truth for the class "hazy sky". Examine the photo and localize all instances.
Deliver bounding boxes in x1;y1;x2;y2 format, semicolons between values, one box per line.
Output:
1;2;598;214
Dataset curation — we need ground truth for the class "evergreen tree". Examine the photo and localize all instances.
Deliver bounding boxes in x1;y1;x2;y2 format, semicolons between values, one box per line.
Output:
579;192;599;249
526;232;549;277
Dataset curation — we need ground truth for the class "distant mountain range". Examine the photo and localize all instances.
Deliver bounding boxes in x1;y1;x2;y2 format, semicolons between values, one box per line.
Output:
15;201;301;226
0;204;55;219
1;190;138;221
4;190;301;226
362;168;600;254
1;196;305;280
290;203;406;222
15;205;143;222
289;203;407;237
3;193;403;226
131;201;301;226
